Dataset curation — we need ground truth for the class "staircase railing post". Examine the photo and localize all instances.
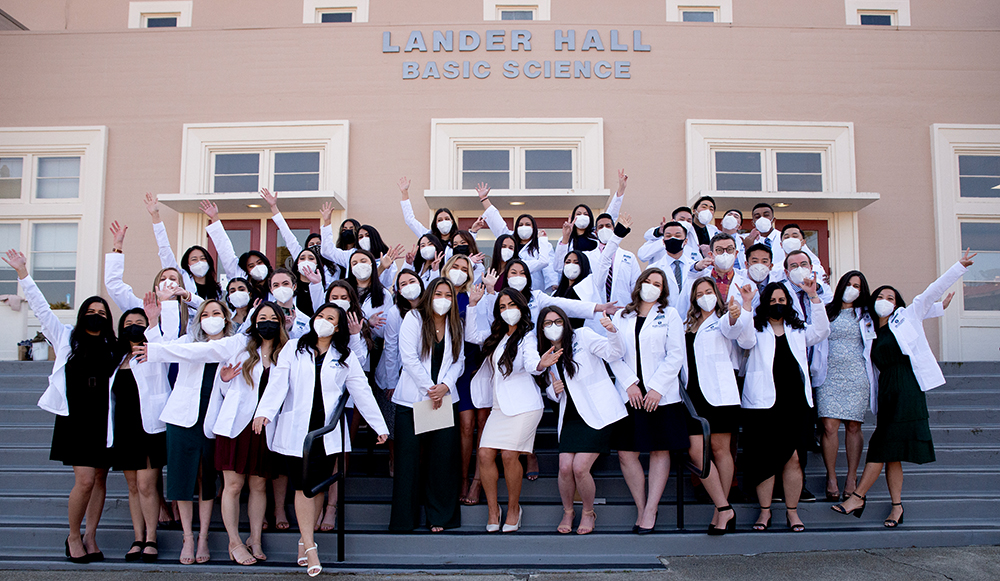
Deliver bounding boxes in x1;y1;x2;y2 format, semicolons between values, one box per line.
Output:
676;455;685;530
338;419;346;562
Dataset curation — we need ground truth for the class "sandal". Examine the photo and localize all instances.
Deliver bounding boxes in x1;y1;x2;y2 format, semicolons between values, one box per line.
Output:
296;541;308;567
884;502;904;528
228;544;256;566
832;491;867;518
708;505;736;536
248;541;266;561
179;534;195;565
577;510;596;535
125;541;145;562
786;506;805;532
753;506;772;532
141;541;158;563
305;544;322;577
319;504;337;532
557;509;575;534
195;536;211;564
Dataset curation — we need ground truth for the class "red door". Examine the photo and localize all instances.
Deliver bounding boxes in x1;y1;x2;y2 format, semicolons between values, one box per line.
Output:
206;219;261;273
267;218;320;270
774;218;829;272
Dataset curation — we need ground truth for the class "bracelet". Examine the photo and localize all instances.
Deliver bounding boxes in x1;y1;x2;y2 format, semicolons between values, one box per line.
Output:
112;248;123;254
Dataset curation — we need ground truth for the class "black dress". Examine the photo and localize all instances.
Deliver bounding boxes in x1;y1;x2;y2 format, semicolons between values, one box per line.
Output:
51;337;116;468
285;351;338;492
684;332;740;435
111;367;167;471
165;363;218;501
742;334;811;488
557;363;612;454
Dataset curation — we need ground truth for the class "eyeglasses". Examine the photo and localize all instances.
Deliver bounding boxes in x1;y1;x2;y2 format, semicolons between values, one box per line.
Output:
542;320;564;329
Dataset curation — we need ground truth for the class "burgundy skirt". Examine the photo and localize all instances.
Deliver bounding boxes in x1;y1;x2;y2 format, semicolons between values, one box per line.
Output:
215;422;273;479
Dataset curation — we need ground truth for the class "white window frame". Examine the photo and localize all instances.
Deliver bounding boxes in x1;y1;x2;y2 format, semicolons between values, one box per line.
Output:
711;148;828;193
845;0;910;26
303;0;368;23
666;1;732;23
484;0;550;21
209;149;324;194
931;124;1000;361
128;1;193;28
459;146;577;190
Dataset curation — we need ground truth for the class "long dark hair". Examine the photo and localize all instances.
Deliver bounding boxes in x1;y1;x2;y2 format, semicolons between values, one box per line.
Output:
430;208;458;243
297;304;351;366
359;224;390;257
479;288;533;378
490;234;519;273
417;278;464;363
304;233;337;278
68;296;117;365
450;230;480;257
337;218;361;250
325;280;373;349
238;250;272;298
827;270;871;322
346;248;387;309
754;282;805;331
293;247;327;290
514;213;541;255
623;268;670;316
414;233;444;274
569;204;598;252
116;307;149;362
533;306;578;390
501;258;533;303
180;245;221;300
243;302;288;386
868;285;907;319
393;268;424;319
554;250;593;298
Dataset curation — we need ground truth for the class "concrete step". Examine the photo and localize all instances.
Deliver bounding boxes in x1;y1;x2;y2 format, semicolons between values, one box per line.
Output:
0;390;45;406
940;362;1000;375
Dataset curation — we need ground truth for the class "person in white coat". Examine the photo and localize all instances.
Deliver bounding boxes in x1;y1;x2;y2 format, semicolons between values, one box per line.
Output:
687;233;753;306
465;286;542;533
647;221;697;311
527;306;626;535
779;223;827;281
594;213;642;309
398;176;460;248
737;278;830;533
201;201;274;302
145;193;223;303
552;250;605;333
268;268;315;339
689;195;721;257
252;304;388;577
475;182;553;292
609;268;688;534
389;278;466;532
832;251;975;529
5;250;118;563
741;203;784;272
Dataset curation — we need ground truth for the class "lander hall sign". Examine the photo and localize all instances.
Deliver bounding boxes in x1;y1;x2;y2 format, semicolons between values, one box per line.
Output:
383;29;650;80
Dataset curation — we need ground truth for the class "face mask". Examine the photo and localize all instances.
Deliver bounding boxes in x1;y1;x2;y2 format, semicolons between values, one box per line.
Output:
432;298;452;315
189;261;210;278
452;244;470;257
158;279;178;291
597;227;613;244
307;243;322;257
697;209;714;226
768;303;790;321
123;324;147;343
358;237;371;251
297;260;317;276
842;286;861;304
500;308;522;326
420;246;437;261
517;225;533;240
436;219;453;235
713;252;736;271
228;290;250;309
508;275;528;291
788;266;811;286
271;286;294;304
313;317;336;338
697;294;718;312
721;214;740;231
640;282;661;303
874;299;896;318
574;214;590;230
448;269;468;287
781;238;802;253
201;316;226;336
250;264;269;281
339;229;356;245
748;263;771;283
755;217;772;234
543;323;564;342
500;247;515;262
257;320;280;340
352;262;373;281
664;237;685;255
331;299;351;312
399;282;421;301
563;263;581;280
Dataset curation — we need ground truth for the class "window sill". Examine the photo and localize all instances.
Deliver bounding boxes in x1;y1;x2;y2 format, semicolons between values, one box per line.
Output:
424;188;610;213
690;190;880;213
157;190;346;214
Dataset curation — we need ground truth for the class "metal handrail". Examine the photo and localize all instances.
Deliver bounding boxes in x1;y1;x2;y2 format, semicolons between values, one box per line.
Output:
675;382;713;529
301;390;351;562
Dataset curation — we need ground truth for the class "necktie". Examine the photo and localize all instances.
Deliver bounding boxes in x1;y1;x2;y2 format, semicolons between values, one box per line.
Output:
763;237;772;248
672;260;683;288
798;290;809;322
605;260;614;302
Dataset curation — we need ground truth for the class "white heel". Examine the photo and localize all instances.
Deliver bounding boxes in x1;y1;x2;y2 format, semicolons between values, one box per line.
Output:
486;508;502;533
304;544;322;577
296;542;307;566
502;507;523;533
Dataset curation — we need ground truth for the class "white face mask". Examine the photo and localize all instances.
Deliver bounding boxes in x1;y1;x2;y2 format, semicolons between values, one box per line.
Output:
754;217;772;234
874;299;896;318
697;293;718;312
563;263;581;280
842;286;861;304
297;260;317;276
574;214;590;230
507;275;528;291
250;264;269;281
781;238;802;253
748;263;771;283
788;266;812;286
517;225;533;240
448;269;468;287
420;246;437;261
436;219;453;235
352;262;373;281
228;290;250;309
358;237;371;251
189;261;210;278
313;317;336;338
697;209;714;226
596;227;613;244
543;323;564;342
640;282;661;303
432;298;452;315
271;286;294;304
331;299;351;312
200;315;226;336
500;247;515;262
399;282;421;301
500;308;522;326
713;252;736;272
721;214;740;231
158;279;178;291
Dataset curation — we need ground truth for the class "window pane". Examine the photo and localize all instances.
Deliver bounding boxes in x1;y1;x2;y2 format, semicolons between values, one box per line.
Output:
960;222;1000;311
961;222;1000;251
525;150;572;171
146;16;177;27
525;172;572;189
501;10;533;20
214;175;260;193
0;158;22;199
320;12;352;22
776;152;822;174
215;153;259;175
958;155;1000;198
716;173;762;191
274;152;320;174
860;14;892;25
0;224;20;296
463;150;509;171
227;229;252;260
278;228;311;268
273;173;320;192
715;151;761;173
462;172;509;190
682;11;715;22
777;174;823;192
36;157;81;199
32;223;77;309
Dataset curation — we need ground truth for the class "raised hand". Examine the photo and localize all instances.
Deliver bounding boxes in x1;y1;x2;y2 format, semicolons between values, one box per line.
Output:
383;244;405;264
626;382;642;409
616;168;628;196
960;247;978;268
599;316;617;333
301;264;322;284
252;416;270;434
199;200;219;223
2;249;28;279
469;252;485;265
799;273;819;298
320;201;334;225
483;268;498;290
469;216;487;234
143;291;160;322
404;244;416;266
643;389;662;412
368;311;386;330
259;188;279;214
538;346;564;368
728;295;741;322
742;227;760;246
219;363;241;382
132;344;148;363
658;215;668;235
346;311;363;335
942;291;955;310
110;221;128;252
696;254;715;271
431;251;444;271
155;280;176;302
597;302;621;316
561;220;573;243
475;182;491;201
143;192;160;220
738;283;756;309
398;176;411;199
469;282;485;306
618;210;633;231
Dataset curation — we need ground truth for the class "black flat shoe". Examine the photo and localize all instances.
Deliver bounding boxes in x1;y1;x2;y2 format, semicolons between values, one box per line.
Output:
831;491;867;518
125;541;145;562
752;506;772;532
884;503;904;528
65;538;90;564
142;541;159;563
86;551;104;562
708;505;736;536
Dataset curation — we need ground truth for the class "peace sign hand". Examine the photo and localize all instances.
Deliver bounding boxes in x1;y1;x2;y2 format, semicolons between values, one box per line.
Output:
959;247;978;268
616;168;628;196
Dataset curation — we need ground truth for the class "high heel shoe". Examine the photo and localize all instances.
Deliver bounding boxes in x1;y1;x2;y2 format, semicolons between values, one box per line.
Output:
304;544;322;577
884;502;904;528
785;506;805;532
557;509;575;534
636;510;658;534
65;537;90;564
577;510;596;535
708;505;736;536
831;491;867;518
228;544;257;566
502;506;523;533
752;506;772;532
296;541;308;566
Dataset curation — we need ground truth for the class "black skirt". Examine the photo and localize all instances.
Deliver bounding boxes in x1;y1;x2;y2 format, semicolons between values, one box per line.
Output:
111;368;168;471
558;387;613;454
612;402;690;453
684;332;741;435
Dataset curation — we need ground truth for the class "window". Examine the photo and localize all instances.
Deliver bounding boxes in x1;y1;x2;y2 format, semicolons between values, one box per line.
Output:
713;150;824;192
460;148;574;190
128;1;193;28
484;0;549;21
36;157;81;199
501;9;533;20
303;1;369;23
31;223;78;309
958;155;1000;198
0;223;19;296
666;1;732;23
960;222;1000;312
845;1;910;26
0;158;22;199
211;150;321;194
0;155;85;201
320;12;352;22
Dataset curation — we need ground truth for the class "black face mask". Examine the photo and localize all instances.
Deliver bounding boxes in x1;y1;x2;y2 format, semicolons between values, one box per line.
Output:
339;230;356;245
83;313;106;333
307;244;323;257
768;303;791;320
452;244;470;257
664;238;685;254
123;324;147;343
257;320;280;340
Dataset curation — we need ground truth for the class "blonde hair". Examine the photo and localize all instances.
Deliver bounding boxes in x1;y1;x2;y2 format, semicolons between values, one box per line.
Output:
153;267;189;334
191;299;234;342
442;254;474;294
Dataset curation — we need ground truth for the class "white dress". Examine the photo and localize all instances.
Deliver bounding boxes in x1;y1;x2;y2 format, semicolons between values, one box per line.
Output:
478;335;544;453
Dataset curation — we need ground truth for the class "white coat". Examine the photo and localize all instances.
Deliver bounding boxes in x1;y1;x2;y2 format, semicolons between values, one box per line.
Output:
482;204;553;292
639;225;705;265
374;304;406;391
255;346;387;456
596;235;642;308
680;310;749;407
609;305;685;406
391;310;465;408
649;253;697;313
556;273;605;335
104;252;194;335
464;304;543;414
152;221;213;307
478;289;597;329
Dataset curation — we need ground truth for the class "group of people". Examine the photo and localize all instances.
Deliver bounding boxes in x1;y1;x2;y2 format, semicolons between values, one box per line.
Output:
5;170;975;574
